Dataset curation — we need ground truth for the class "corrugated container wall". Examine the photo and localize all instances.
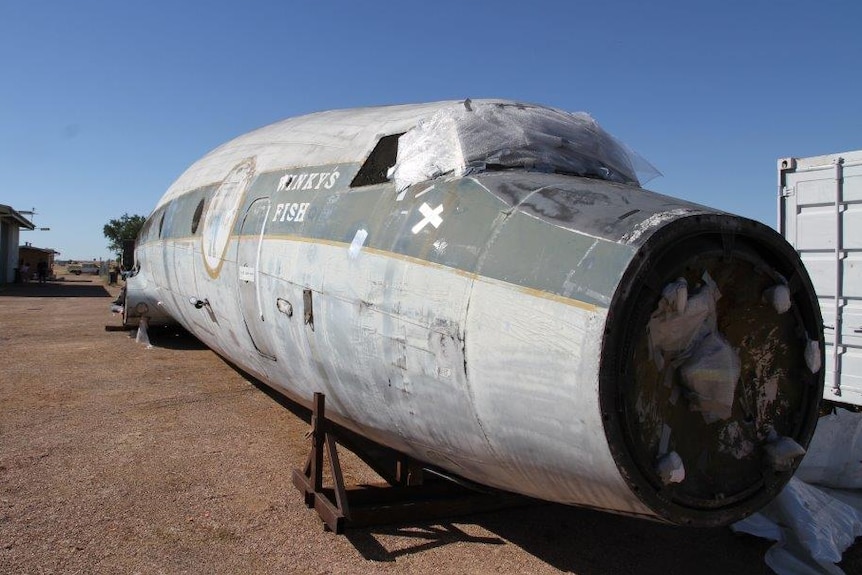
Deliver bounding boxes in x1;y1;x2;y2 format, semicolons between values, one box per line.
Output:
779;151;862;407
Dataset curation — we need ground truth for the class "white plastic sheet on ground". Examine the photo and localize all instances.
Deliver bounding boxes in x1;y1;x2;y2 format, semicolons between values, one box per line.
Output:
389;100;660;192
733;408;862;573
732;477;862;574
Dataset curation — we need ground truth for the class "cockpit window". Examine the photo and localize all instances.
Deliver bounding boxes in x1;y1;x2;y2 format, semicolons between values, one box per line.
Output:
349;133;403;187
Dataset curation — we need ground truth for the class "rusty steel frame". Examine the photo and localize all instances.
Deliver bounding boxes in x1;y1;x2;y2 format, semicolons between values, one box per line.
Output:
291;392;529;534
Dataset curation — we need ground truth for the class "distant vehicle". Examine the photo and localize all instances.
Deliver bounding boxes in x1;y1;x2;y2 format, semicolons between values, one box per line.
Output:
68;263;99;275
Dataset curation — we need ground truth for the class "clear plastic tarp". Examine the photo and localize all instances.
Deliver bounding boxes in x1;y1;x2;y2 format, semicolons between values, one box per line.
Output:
389;100;660;192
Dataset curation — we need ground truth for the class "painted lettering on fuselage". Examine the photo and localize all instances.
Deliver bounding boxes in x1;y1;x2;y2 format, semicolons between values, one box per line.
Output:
272;202;310;223
277;168;340;192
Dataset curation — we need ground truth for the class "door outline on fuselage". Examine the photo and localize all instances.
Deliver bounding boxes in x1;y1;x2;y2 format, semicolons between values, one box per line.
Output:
237;197;277;360
201;157;256;279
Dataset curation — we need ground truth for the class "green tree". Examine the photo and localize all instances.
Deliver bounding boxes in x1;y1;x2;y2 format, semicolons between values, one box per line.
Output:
103;213;146;256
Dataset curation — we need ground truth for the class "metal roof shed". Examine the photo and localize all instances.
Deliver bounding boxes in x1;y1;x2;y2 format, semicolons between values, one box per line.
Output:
0;204;35;283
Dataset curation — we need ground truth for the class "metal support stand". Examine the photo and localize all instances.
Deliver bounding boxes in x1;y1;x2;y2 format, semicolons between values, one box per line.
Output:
292;393;350;532
291;392;528;533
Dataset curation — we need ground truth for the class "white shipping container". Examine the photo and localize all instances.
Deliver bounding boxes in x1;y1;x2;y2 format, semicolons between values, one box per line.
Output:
779;151;862;407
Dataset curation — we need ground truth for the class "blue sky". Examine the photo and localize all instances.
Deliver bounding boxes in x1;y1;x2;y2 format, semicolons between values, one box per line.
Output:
1;0;860;260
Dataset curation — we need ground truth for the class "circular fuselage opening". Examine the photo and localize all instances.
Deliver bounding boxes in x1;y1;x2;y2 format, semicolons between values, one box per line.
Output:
600;214;823;526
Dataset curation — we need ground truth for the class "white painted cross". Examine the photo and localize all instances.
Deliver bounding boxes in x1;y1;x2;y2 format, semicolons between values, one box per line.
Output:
411;202;444;234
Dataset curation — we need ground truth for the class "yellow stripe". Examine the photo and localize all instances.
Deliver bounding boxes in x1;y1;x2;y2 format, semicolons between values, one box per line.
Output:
258;233;600;312
139;233;601;313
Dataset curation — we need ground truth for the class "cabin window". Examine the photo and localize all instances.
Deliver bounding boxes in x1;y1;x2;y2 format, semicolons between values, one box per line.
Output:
139;217;152;242
191;198;205;234
349;133;403;187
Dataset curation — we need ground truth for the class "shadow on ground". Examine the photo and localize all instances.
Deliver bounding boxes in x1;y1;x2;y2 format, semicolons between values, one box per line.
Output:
330;501;775;574
346;522;506;563
144;326;210;350
0;281;112;298
474;504;773;575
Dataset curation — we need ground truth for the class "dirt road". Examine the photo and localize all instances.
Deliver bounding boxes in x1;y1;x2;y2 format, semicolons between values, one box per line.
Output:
0;276;856;574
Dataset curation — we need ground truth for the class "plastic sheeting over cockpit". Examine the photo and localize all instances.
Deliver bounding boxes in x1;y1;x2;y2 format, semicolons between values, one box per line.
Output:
389;100;661;192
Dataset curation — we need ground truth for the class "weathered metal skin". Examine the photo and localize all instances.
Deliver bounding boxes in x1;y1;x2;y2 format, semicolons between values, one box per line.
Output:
125;100;823;526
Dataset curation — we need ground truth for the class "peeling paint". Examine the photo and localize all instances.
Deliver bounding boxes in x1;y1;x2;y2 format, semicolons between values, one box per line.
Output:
620;208;695;245
719;421;755;459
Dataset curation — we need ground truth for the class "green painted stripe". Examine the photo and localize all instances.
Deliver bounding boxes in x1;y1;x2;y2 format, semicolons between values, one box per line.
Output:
142;164;634;309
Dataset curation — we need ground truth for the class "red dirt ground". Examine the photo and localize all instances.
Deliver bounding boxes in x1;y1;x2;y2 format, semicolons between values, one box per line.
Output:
1;275;858;574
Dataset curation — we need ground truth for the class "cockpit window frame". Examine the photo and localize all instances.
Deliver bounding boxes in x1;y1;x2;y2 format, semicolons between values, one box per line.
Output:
349;133;404;188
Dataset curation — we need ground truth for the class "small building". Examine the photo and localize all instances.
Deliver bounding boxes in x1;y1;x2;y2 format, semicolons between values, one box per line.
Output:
0;204;35;283
18;244;60;281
